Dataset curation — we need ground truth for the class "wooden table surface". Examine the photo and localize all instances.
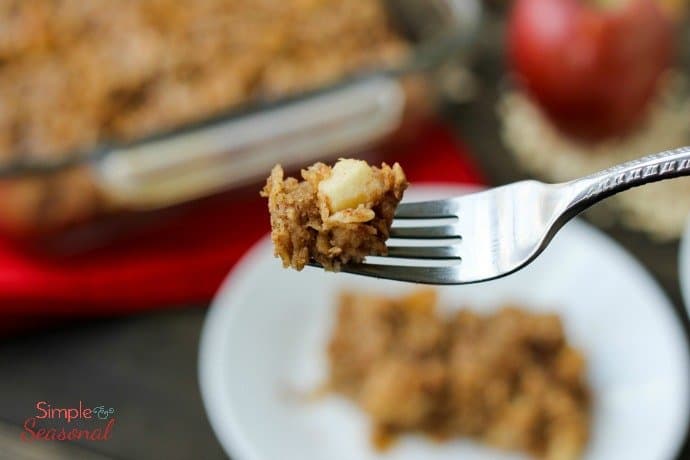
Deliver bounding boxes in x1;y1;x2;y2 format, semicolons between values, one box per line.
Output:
1;14;689;460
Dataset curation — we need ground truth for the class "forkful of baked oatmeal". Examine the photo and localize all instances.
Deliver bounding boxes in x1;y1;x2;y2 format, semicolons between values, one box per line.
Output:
262;147;690;284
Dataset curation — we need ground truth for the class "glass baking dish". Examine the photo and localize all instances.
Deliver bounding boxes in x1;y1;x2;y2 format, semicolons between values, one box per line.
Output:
0;0;481;240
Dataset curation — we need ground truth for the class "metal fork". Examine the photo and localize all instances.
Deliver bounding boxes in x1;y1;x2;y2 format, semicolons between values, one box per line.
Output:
324;146;690;284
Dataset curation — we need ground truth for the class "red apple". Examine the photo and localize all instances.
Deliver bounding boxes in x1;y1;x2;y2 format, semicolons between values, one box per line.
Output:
508;0;675;141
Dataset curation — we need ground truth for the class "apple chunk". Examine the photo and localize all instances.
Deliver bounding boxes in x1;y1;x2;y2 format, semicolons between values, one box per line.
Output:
318;159;381;213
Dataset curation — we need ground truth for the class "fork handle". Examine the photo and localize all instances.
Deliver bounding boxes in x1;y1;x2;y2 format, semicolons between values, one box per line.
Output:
565;146;690;214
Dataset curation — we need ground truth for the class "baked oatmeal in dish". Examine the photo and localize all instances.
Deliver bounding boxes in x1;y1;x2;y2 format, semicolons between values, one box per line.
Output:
327;289;591;460
0;0;408;160
261;159;407;271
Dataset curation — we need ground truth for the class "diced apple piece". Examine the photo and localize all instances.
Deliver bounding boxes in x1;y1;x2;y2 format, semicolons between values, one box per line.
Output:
318;159;378;213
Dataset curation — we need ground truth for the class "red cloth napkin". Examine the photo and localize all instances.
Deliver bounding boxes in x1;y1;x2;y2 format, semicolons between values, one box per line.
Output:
0;124;484;322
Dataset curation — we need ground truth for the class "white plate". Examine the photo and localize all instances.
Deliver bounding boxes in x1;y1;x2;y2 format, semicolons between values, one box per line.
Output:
199;185;690;460
681;218;690;319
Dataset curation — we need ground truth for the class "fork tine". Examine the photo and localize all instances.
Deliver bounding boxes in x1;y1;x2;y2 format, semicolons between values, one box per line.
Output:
386;246;461;259
340;263;463;285
394;199;458;218
390;224;460;239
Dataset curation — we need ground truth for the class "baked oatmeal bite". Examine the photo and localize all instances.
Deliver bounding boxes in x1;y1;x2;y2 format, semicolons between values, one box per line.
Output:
327;289;591;460
261;159;407;271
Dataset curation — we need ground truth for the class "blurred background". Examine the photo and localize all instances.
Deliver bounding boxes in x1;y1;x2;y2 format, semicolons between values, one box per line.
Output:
0;0;688;458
